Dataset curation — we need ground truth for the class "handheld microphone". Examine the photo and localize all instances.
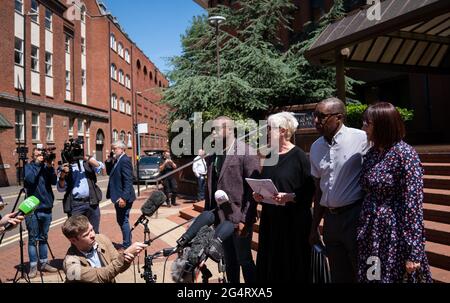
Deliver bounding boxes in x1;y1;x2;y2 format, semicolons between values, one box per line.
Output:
3;196;40;230
132;191;166;229
215;190;233;218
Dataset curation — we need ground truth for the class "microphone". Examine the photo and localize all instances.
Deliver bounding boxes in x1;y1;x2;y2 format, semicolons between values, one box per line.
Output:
214;190;233;218
3;196;40;230
132;191;166;229
174;211;215;251
207;220;234;262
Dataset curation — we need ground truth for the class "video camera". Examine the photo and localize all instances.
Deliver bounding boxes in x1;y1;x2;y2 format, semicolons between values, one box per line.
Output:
38;146;57;163
61;138;84;164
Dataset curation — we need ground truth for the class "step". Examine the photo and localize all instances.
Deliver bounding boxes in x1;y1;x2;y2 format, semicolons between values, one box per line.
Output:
425;221;450;246
425;188;450;206
426;241;450;272
179;207;199;221
424;203;450;225
430;266;450;283
423;175;450;190
423;163;450;176
419;153;450;163
193;203;204;213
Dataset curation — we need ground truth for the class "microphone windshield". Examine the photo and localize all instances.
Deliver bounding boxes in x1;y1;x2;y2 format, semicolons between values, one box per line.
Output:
141;191;166;217
18;196;40;215
214;190;229;205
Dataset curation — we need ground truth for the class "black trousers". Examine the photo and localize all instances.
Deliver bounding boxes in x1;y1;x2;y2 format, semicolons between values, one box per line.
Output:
163;177;177;205
323;203;361;283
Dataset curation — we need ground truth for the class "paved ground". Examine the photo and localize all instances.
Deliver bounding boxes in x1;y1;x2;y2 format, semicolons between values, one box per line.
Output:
0;185;230;284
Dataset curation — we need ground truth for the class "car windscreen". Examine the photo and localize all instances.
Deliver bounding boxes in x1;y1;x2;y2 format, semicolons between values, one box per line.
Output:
139;157;160;165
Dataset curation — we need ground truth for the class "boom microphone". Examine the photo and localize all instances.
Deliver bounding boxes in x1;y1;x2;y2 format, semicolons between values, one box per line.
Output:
3;196;40;230
132;191;166;228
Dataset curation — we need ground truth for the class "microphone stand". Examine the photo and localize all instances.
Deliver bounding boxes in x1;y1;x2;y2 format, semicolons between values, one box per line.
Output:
13;221;30;283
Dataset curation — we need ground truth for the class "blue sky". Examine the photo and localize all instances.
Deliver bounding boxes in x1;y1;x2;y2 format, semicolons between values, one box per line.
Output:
102;0;206;75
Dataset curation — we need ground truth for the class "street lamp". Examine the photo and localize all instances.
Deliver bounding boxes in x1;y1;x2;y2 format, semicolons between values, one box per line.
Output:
208;16;226;79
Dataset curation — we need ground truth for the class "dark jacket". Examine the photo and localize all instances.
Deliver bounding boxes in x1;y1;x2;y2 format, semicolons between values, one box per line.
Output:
205;141;260;226
107;154;136;204
24;162;57;211
61;161;103;214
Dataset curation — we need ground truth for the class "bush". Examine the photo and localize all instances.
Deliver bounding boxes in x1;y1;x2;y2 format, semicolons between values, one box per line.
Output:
346;104;414;129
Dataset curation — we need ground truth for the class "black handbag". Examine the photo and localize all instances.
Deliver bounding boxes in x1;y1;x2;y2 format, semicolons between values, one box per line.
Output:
311;243;331;283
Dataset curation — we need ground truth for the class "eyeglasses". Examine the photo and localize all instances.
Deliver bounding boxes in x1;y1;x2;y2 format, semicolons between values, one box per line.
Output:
313;111;341;121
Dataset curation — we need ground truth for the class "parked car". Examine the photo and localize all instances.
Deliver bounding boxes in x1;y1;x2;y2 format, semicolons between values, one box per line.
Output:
133;155;162;183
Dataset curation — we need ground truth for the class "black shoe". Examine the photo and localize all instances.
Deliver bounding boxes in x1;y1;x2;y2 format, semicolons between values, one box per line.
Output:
171;202;179;206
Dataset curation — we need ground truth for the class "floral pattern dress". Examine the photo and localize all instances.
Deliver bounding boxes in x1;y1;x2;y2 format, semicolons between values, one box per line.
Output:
357;141;432;283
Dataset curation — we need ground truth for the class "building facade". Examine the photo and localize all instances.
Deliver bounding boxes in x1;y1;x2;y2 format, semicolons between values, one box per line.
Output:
0;0;169;187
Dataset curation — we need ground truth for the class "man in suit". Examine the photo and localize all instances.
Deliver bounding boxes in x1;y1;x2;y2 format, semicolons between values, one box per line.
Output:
106;140;136;249
205;116;260;283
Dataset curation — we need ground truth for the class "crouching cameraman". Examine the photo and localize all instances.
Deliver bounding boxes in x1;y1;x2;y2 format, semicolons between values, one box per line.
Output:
24;147;58;278
57;139;104;234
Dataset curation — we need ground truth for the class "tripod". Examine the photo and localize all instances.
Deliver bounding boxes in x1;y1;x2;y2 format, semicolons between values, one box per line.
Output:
2;188;31;283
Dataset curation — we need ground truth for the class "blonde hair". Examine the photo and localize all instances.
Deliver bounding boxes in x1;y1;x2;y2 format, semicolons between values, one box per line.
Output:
268;112;299;140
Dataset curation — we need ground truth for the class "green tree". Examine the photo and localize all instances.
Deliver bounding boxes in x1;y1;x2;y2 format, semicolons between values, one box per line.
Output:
163;0;360;121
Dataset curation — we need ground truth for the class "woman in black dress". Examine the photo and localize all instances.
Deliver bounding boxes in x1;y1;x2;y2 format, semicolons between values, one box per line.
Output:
253;112;315;283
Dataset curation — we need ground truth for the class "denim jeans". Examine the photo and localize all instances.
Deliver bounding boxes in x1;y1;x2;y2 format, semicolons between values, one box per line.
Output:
71;203;101;234
115;202;132;248
197;176;206;200
25;211;52;266
222;227;256;283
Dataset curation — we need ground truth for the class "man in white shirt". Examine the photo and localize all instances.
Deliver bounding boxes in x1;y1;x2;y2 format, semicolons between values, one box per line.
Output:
309;97;369;283
192;149;207;202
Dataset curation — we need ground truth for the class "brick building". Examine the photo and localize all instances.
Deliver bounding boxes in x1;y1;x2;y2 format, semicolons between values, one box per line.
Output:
0;0;169;187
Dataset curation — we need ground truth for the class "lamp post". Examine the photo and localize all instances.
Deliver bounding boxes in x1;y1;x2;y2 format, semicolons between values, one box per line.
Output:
208;16;226;79
135;91;142;196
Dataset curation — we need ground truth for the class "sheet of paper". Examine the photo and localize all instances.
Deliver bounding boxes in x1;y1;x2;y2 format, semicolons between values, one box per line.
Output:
245;178;280;205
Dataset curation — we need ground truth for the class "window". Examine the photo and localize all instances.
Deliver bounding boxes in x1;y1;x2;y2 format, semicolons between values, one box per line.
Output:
143;66;148;77
45;9;52;31
69;118;74;136
125;49;130;63
66;71;71;91
118;43;124;57
65;35;71;53
15;110;24;141
31;46;39;72
119;70;124;85
113;130;118;142
126;102;131;115
120;131;126;141
81;37;86;55
45;52;52;76
125;75;130;89
15;0;23;14
81;6;86;22
81;69;86;87
137;59;141;70
149;72;153;80
15;37;24;66
111;94;117;110
32;112;40;141
111;64;117;80
46;114;53;141
30;0;39;23
119;98;125;113
110;34;116;51
78;119;85;135
127;132;132;146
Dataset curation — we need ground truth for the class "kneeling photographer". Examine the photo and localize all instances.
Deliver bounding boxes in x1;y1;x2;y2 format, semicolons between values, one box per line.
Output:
24;147;58;278
57;138;104;234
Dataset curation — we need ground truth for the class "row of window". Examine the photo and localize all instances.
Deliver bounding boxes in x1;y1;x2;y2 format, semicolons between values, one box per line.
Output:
65;69;86;92
112;130;132;146
16;0;53;31
110;64;131;88
111;95;132;114
15;110;54;142
110;34;131;63
65;35;86;56
15;38;53;76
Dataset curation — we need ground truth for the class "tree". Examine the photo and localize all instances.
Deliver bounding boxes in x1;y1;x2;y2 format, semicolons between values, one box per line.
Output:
162;0;360;121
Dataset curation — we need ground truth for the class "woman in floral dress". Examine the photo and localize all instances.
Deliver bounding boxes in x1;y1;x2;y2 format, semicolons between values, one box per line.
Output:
357;102;432;283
